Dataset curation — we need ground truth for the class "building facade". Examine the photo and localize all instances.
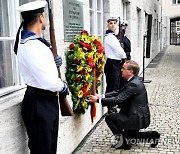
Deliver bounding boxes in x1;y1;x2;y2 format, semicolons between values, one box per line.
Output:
0;0;170;153
162;0;180;46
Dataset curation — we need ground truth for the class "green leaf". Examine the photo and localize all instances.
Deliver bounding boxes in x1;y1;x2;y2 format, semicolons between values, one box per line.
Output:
75;84;83;91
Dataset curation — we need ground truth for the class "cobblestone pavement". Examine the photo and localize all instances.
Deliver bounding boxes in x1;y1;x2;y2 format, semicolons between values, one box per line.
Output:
74;46;180;154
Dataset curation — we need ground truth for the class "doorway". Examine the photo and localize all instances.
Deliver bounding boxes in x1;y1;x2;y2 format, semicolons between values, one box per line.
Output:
170;17;180;45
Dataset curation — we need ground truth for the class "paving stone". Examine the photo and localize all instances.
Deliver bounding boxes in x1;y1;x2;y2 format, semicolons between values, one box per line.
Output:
74;46;180;153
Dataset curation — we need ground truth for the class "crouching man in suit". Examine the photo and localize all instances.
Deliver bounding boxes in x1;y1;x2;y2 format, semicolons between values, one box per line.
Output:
89;60;160;150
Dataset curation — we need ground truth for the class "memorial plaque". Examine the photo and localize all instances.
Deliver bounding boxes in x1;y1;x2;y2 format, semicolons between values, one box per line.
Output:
63;0;84;42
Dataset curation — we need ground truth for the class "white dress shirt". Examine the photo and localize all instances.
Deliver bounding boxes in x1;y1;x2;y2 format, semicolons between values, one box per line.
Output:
104;33;126;60
17;39;64;92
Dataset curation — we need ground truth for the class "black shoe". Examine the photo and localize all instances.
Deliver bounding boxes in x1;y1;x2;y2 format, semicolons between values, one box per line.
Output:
111;134;122;148
113;135;131;150
150;131;160;148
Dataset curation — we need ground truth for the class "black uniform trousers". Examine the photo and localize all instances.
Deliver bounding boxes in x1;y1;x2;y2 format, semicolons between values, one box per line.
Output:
104;58;124;93
21;89;59;154
104;58;124;113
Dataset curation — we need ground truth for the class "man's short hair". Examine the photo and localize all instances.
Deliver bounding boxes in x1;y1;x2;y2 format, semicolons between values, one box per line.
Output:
107;17;118;23
125;60;140;76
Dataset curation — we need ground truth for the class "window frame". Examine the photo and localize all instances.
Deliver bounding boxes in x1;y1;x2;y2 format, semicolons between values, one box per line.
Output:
0;0;25;96
172;0;180;4
89;0;103;39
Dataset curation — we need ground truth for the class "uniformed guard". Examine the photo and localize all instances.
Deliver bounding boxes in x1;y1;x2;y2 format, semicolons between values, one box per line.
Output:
120;19;131;60
14;1;68;154
104;17;126;114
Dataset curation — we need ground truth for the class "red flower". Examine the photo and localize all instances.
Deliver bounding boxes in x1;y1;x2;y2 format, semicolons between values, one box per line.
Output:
98;47;104;54
80;68;86;75
93;40;104;54
84;90;90;98
93;39;98;44
81;30;89;35
81;83;89;93
98;57;104;64
81;86;87;93
75;77;81;82
84;82;89;87
79;41;92;50
69;43;75;50
73;58;81;64
88;57;95;68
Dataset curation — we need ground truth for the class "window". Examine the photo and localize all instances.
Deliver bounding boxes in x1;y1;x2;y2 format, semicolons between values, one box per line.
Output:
19;0;34;5
0;0;15;88
172;0;180;4
0;0;34;91
89;0;103;39
122;3;127;20
153;19;158;40
137;8;141;47
170;18;180;45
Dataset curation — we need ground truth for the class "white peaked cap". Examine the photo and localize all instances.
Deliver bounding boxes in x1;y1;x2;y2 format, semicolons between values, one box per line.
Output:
107;17;118;22
17;1;47;13
121;19;128;26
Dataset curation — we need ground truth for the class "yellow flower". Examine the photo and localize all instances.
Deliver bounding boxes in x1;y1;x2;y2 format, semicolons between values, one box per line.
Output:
77;66;84;72
78;90;84;98
97;85;100;90
91;35;95;41
87;67;92;72
81;35;87;42
97;53;103;58
97;37;101;42
81;101;87;107
87;83;91;90
102;63;105;69
78;47;83;52
94;56;99;63
92;48;96;52
78;48;86;59
88;52;94;59
85;73;90;81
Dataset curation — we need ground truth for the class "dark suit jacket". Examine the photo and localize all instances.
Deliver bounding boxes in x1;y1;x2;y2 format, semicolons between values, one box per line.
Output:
101;76;150;130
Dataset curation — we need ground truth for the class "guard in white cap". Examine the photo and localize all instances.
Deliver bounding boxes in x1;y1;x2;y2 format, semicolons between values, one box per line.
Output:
120;19;131;60
14;1;68;154
104;17;126;114
121;19;128;27
107;17;118;23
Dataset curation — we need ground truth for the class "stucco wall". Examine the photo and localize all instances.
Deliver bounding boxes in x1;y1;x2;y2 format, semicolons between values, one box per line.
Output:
0;0;165;154
0;89;28;154
0;88;105;154
162;0;180;46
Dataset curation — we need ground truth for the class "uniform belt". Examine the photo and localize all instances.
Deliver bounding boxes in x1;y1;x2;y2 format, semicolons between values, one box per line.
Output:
26;86;59;96
107;58;122;63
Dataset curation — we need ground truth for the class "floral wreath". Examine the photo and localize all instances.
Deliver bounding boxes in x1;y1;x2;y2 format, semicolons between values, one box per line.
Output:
65;30;105;114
